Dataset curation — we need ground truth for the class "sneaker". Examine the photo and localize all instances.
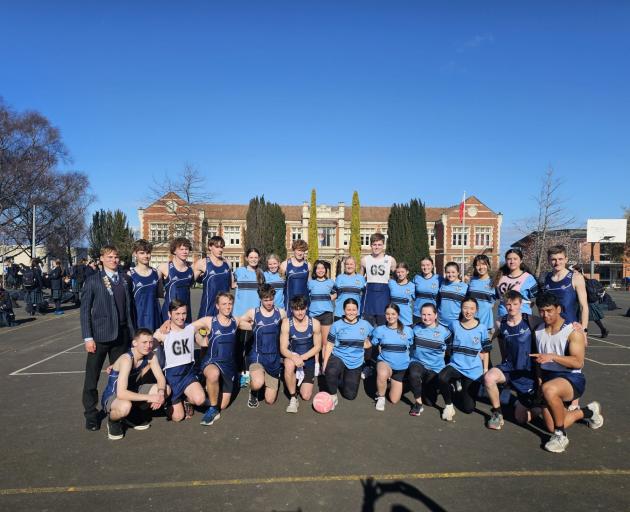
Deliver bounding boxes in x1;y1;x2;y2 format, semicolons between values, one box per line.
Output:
361;366;373;380
331;394;339;410
200;406;221;426
296;367;305;387
441;404;456;422
107;419;124;440
375;396;386;412
239;373;250;388
545;432;569;453
286;396;299;414
455;380;463;392
601;329;609;339
54;310;64;316
409;403;424;416
586;401;604;429
248;391;259;408
314;361;320;377
568;400;580;411
123;413;151;431
487;411;504;430
184;401;194;419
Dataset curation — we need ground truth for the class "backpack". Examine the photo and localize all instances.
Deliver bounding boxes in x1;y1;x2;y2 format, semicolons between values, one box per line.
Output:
22;268;36;289
585;279;603;304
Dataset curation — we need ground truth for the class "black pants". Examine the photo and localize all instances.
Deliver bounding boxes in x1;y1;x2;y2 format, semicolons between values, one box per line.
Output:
408;362;439;404
82;328;130;422
324;355;362;400
437;365;478;414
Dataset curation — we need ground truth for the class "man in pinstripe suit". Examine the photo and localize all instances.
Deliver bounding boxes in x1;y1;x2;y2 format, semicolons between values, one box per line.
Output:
81;245;135;430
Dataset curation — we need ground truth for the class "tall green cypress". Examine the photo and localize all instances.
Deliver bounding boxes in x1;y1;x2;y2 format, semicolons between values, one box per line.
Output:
349;191;361;265
308;188;319;263
244;195;286;264
409;198;430;276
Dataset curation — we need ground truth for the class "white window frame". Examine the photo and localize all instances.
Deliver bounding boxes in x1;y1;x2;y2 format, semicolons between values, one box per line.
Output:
318;227;336;248
224;225;241;247
474;226;492;249
428;226;436;248
225;255;241;269
291;227;303;242
451;227;470;248
150;223;169;243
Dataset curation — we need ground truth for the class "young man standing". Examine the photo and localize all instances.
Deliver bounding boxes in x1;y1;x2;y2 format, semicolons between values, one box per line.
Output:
280;295;322;413
157;238;196;322
280;239;311;315
529;293;603;453
129;239;161;331
194;236;233;318
239;284;287;407
361;233;396;327
81;245;135;431
101;328;168;440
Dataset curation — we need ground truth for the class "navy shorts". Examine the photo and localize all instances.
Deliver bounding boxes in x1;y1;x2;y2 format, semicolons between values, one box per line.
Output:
542;370;586;401
200;357;236;394
496;364;536;397
165;363;199;404
313;311;334;326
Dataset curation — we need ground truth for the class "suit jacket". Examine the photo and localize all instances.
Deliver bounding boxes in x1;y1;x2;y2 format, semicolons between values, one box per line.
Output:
80;270;134;343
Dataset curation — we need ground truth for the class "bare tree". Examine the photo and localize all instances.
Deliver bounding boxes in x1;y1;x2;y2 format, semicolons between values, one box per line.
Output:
515;167;576;276
146;164;214;253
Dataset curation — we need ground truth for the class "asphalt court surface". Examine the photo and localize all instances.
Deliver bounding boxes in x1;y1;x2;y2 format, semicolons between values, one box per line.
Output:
1;290;629;511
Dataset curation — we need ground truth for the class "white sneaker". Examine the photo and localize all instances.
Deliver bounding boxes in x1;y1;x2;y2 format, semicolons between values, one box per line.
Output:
331;394;339;410
586;401;604;429
296;367;305;386
441;404;456;422
314;361;320;377
375;396;386;412
361;366;373;380
286;396;299;414
545;432;570;453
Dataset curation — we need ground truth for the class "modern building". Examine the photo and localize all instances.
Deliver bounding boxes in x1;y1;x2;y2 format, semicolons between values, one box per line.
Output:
138;193;503;274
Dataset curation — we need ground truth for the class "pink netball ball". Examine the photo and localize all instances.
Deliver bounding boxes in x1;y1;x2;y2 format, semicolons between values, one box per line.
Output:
313;392;334;414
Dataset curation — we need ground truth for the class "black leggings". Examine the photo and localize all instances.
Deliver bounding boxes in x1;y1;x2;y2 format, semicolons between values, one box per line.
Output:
408;362;439;404
437;365;479;414
324;355;362;400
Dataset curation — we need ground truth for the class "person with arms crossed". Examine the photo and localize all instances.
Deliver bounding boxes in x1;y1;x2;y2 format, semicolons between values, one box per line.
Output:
194;236;233;318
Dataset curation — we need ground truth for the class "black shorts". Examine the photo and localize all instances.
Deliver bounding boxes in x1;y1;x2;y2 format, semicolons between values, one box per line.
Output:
298;365;316;385
313;311;334;326
390;369;406;383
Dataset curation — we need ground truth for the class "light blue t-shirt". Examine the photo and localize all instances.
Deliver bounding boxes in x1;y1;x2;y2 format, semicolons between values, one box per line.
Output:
438;281;468;325
308;278;335;316
233;267;261;317
328;318;374;369
448;320;492;380
411;323;453;373
468;277;496;330
388;280;415;326
333;273;366;317
263;270;285;309
370;324;413;371
412;274;442;315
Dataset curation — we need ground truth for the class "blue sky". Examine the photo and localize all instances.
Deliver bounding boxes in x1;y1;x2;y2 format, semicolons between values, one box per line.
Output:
2;1;629;247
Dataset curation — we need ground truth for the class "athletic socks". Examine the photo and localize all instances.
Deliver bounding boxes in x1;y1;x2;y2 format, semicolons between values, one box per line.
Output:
581;407;594;419
554;426;566;436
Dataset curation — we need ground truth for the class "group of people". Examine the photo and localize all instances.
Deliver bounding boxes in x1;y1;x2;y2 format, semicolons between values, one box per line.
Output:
80;234;604;453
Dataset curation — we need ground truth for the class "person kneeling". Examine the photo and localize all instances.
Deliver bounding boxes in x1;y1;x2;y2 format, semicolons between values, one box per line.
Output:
280;295;322;413
101;328;169;440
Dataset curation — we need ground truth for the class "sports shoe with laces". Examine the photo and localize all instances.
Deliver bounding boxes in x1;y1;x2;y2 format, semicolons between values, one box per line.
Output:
441;404;456;422
107;419;124;440
545;432;569;453
586;401;604;429
487;411;504;430
248;391;259;408
409;403;424;416
200;406;221;426
331;394;339;410
375;396;386;412
286;396;299;413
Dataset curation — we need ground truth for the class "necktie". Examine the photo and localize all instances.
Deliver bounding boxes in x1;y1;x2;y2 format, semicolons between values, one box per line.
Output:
111;273;118;284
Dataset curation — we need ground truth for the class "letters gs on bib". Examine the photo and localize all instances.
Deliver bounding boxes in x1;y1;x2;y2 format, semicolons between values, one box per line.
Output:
370;264;387;277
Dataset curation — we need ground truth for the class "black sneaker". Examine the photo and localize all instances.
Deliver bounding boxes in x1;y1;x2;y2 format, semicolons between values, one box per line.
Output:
107;419;124;440
409;403;424;416
123;410;151;431
85;419;100;431
248;391;259;408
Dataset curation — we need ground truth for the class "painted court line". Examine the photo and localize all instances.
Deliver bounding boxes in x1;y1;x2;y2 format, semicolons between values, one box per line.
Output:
1;468;629;496
585;357;630;367
588;336;630;349
9;342;84;376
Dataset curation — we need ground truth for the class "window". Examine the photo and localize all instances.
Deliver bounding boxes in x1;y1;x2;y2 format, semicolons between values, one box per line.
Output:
474;226;492;248
451;227;470;247
360;229;375;247
150;254;169;266
225;256;240;269
207;225;218;238
165;200;177;213
343;229;350;246
291;227;303;242
224;225;241;246
174;223;193;240
428;227;436;247
318;227;336;248
150;223;169;243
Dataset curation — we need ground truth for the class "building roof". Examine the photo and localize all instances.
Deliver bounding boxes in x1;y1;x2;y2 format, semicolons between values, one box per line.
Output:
512;228;587;247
